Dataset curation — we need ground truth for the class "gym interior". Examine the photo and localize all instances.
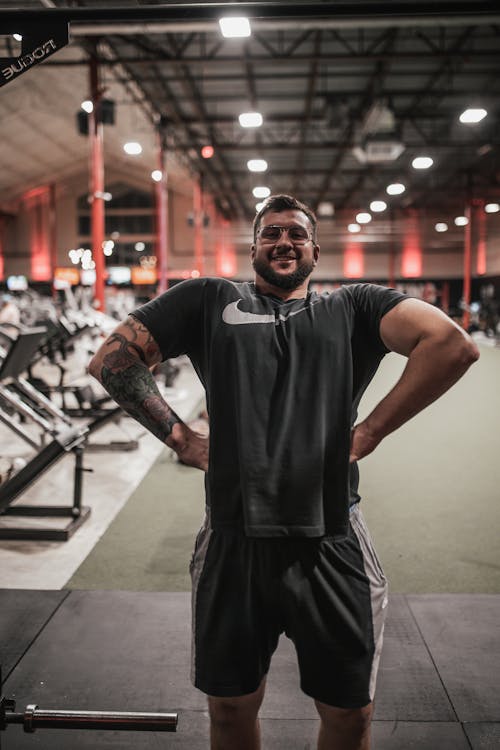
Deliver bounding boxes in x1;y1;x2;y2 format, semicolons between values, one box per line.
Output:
0;2;499;748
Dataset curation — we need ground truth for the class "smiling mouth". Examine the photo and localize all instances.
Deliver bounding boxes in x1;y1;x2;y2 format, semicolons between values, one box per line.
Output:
271;254;297;261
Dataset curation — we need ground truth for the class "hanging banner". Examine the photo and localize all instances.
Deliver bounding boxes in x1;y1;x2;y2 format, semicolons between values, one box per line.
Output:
0;21;69;88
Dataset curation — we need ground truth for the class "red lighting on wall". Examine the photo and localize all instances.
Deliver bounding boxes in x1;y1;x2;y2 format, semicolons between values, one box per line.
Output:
401;210;422;278
23;185;52;281
343;242;364;278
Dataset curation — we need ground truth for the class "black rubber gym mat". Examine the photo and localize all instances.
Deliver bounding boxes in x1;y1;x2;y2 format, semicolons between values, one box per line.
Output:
1;590;498;749
0;589;68;677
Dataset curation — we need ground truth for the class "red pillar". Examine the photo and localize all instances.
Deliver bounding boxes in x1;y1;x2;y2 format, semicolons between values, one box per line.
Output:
89;56;106;312
462;203;472;331
0;215;4;280
193;178;204;276
156;132;168;295
49;183;57;297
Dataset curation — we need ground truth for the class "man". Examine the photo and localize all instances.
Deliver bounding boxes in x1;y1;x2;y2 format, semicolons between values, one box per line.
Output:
89;194;479;750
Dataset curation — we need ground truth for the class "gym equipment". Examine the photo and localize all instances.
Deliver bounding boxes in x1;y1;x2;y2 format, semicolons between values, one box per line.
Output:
0;666;177;747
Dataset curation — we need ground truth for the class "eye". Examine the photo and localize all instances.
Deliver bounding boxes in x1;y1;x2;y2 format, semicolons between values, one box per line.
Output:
260;227;281;240
289;228;309;241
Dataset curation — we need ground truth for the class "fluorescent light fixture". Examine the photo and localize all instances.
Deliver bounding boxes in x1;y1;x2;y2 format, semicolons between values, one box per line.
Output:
255;202;266;212
247;159;268;172
370;200;387;213
412;156;433;169
459;108;487;124
239;112;263;128
454;215;469;226
151;170;162;182
386;182;405;195
485;203;500;213
253;186;270;199
81;100;93;113
356;212;372;224
219;17;251;38
435;223;448;232
124;142;142;155
348;223;361;233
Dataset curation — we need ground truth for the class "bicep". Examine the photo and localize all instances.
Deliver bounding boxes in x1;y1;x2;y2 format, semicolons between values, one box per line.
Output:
89;315;162;376
379;298;465;356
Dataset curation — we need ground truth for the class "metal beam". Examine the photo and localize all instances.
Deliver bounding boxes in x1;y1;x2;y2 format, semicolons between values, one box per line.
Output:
2;2;499;30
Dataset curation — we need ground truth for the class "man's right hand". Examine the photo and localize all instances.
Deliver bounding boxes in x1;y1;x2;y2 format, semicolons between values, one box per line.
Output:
167;422;209;472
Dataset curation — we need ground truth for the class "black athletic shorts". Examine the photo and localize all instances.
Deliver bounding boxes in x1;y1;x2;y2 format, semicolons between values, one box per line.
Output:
189;505;388;709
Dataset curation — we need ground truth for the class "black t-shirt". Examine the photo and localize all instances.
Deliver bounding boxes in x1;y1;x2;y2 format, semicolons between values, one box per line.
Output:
133;278;405;537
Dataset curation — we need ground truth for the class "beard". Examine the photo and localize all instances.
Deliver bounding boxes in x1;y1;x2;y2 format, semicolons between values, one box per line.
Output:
252;256;315;291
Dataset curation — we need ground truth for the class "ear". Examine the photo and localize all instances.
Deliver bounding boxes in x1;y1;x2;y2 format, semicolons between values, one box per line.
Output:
313;243;320;265
250;243;256;261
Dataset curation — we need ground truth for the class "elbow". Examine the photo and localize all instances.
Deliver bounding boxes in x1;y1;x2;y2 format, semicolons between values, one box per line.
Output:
88;354;102;382
453;331;480;371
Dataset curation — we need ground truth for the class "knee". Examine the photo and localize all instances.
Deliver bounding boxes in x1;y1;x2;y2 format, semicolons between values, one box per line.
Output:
315;700;373;737
208;687;264;729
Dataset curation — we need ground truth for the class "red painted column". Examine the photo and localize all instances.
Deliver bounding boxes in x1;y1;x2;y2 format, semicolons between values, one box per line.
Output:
0;215;4;280
89;56;106;312
49;183;57;297
156;132;168;294
193;178;204;276
462;203;472;331
475;200;487;276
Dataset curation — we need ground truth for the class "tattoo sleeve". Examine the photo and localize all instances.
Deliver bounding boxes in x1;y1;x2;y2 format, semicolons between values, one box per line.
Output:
98;318;182;443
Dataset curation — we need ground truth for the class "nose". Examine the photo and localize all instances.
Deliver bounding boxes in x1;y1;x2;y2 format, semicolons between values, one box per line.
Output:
275;229;294;248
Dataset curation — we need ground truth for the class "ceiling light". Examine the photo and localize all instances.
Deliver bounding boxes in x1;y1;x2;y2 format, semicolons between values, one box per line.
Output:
386;183;405;195
123;142;142;155
247;159;268;173
459;108;487;124
151;170;162;182
253;186;270;199
239;112;263;128
348;223;361;233
135;242;145;252
201;145;214;159
435;223;448;232
356;212;372;224
255;202;266;212
81;100;93;113
370;200;387;212
317;201;335;217
219;17;251;38
13;33;22;41
485;203;500;213
454;216;469;226
412;156;433;169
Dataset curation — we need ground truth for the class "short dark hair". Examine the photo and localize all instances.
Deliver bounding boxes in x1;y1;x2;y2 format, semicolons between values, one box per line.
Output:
252;194;317;242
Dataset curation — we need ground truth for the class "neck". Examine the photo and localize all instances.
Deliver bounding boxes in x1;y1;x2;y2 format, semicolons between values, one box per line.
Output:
253;274;309;300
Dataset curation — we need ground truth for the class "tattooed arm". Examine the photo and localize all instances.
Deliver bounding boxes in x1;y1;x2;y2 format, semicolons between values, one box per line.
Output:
88;315;208;471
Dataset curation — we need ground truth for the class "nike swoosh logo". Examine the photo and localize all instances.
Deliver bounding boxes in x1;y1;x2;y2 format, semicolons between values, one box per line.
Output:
222;299;316;325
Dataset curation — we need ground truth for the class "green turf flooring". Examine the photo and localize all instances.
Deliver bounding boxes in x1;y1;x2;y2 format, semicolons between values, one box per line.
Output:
67;345;500;593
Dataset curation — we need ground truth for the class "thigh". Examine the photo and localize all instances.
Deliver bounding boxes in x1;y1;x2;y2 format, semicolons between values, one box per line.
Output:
281;522;385;708
190;529;280;698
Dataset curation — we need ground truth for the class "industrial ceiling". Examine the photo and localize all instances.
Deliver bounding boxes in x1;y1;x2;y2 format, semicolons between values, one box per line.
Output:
1;1;500;230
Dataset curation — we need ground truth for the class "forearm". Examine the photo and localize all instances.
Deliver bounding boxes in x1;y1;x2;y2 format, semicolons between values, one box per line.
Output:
363;333;478;442
95;358;183;444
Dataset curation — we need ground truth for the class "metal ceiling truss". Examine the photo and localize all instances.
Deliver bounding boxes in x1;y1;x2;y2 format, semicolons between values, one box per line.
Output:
2;1;500;218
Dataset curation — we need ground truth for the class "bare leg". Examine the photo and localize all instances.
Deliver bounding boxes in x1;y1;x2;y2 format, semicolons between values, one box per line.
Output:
315;700;373;750
208;678;266;750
